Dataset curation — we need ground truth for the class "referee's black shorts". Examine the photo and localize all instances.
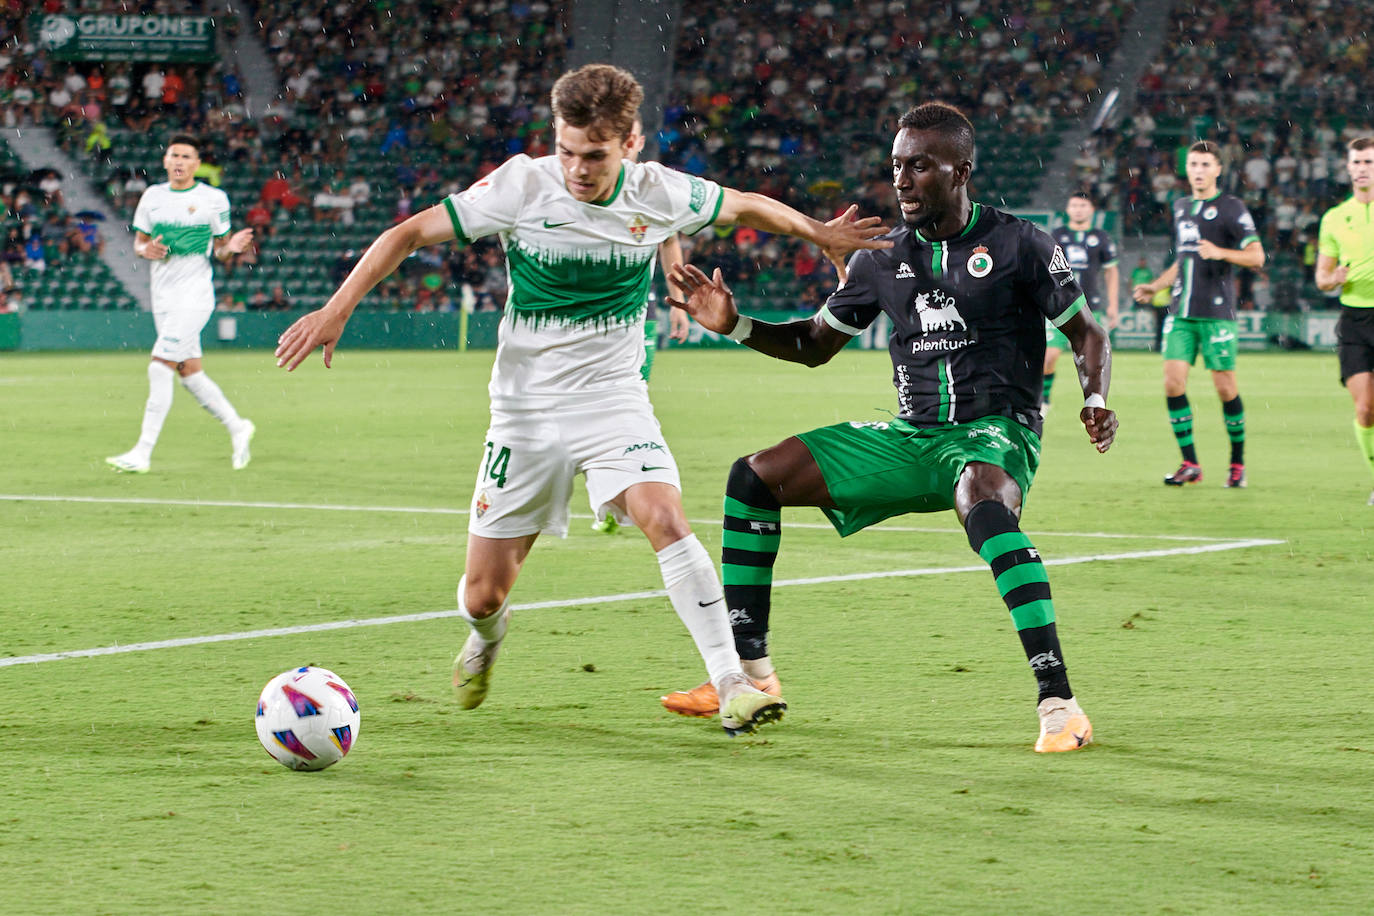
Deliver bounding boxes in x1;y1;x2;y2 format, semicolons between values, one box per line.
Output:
1338;306;1374;384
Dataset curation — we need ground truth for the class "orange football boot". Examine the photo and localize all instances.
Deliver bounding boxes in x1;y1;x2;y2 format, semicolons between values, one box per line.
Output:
661;671;782;718
1034;696;1093;752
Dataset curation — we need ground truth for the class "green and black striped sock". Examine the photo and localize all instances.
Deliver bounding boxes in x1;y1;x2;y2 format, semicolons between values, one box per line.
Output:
1222;395;1245;465
1167;394;1199;464
965;500;1071;701
721;458;781;660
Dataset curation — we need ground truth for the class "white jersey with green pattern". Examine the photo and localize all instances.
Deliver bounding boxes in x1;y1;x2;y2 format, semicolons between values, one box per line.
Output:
443;154;723;410
131;181;232;310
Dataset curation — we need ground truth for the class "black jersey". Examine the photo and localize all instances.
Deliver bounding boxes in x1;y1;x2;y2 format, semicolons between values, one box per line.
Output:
1051;226;1118;307
1169;194;1260;320
822;203;1085;437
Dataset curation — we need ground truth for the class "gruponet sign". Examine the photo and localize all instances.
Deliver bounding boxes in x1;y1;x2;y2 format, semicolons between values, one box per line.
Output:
33;14;216;63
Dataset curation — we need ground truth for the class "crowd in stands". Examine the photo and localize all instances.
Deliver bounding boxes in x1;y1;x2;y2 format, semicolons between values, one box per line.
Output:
1083;0;1372;309
3;0;1369;316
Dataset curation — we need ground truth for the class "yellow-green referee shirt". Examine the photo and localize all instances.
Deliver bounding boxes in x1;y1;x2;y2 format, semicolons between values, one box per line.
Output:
1318;196;1374;309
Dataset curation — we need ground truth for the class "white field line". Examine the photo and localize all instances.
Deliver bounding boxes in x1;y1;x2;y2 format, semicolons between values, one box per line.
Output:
0;538;1281;669
1;493;1243;542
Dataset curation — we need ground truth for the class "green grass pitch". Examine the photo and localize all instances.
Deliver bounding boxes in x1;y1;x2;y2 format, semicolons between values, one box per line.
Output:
1;347;1371;913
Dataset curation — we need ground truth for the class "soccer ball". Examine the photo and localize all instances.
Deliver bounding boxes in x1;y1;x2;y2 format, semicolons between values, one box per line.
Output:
255;666;360;771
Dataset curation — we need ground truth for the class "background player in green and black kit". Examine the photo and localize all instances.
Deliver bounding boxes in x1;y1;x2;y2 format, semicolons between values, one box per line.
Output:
1315;137;1374;504
1044;191;1118;413
662;102;1117;752
1133;141;1265;488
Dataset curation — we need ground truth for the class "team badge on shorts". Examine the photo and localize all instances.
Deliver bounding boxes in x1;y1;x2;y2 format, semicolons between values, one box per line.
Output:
474;490;491;518
967;245;993;278
627;213;649;242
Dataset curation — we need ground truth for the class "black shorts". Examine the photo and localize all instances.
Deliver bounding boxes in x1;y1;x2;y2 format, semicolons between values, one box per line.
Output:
1337;306;1374;384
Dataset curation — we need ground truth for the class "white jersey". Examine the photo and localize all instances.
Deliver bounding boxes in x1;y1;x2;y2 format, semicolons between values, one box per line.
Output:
442;155;723;410
131;181;231;310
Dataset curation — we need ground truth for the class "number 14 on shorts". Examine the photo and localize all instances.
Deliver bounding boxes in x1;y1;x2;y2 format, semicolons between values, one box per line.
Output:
483;441;512;488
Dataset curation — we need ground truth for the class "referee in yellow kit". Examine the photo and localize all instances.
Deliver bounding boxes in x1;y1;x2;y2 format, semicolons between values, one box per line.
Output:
1317;137;1374;505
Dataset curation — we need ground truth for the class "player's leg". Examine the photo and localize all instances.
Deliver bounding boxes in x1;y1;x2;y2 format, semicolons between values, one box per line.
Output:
106;358;174;473
1210;368;1245;487
1042;319;1068;411
954;461;1091;753
1162;320;1202;484
659;436;827;718
1338;309;1374;503
615;480;786;735
1350;372;1374;504
453;412;567;709
453;532;538;709
174;348;255;469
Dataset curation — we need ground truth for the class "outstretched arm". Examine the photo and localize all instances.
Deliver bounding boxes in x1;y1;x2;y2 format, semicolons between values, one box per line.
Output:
275;205;455;370
1060;308;1117;453
667;263;850;367
714;189;891;280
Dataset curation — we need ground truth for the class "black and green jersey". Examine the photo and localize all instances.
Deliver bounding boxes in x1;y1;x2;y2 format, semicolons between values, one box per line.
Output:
1051;226;1118;308
1169;193;1260;319
820;203;1085;437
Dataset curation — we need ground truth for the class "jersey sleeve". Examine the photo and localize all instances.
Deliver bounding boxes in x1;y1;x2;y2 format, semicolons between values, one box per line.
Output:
1318;210;1341;260
638;162;724;237
1024;223;1086;328
442;155;534;246
1230;199;1260;249
1099;232;1119;267
209;188;232;237
817;249;882;335
131;190;152;235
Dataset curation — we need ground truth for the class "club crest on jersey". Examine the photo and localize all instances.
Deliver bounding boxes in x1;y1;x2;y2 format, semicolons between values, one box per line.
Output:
966;245;993;278
1203;206;1218;220
474;490;490;518
462;178;493;203
187;205;197;214
627;213;649;242
1086;235;1099;247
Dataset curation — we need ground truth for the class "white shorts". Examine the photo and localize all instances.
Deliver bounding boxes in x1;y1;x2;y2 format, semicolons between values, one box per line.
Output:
468;395;681;538
151;307;212;362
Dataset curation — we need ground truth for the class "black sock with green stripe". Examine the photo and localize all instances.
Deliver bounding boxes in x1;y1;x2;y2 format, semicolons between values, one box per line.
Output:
964;500;1072;702
721;458;781;660
1167;394;1199;464
1222;395;1244;464
1041;372;1054;405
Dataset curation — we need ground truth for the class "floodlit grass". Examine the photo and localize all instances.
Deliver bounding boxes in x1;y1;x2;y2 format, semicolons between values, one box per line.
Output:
2;348;1370;914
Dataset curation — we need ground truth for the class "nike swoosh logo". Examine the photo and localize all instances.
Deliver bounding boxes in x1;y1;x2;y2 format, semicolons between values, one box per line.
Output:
641;465;668;472
698;598;723;607
543;219;575;228
1073;732;1087;747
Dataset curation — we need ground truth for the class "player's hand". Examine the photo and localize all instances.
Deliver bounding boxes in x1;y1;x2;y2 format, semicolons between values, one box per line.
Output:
275;307;349;371
1080;406;1117;453
1197;239;1224;261
141;234;169;260
1131;283;1155;304
818;204;892;282
666;264;738;335
226;227;255;254
1331;264;1351;287
667;305;691;341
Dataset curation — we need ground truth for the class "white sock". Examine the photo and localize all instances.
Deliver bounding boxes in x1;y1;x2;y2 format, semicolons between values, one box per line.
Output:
741;656;775;680
180;370;243;431
656;534;744;689
134;361;175;457
456;575;509;645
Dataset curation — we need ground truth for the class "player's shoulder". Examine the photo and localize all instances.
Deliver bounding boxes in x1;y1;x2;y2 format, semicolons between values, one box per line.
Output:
853;225;913;272
198;182;230;204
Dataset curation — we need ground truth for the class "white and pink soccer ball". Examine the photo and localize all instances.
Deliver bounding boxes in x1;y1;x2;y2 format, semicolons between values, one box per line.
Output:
255;666;360;771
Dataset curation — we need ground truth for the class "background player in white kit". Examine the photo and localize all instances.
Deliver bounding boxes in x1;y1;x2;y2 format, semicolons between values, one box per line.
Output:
106;134;256;474
275;64;891;735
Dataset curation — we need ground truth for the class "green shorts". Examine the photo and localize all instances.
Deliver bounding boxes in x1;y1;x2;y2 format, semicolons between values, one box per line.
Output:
796;415;1041;537
1162;316;1238;371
